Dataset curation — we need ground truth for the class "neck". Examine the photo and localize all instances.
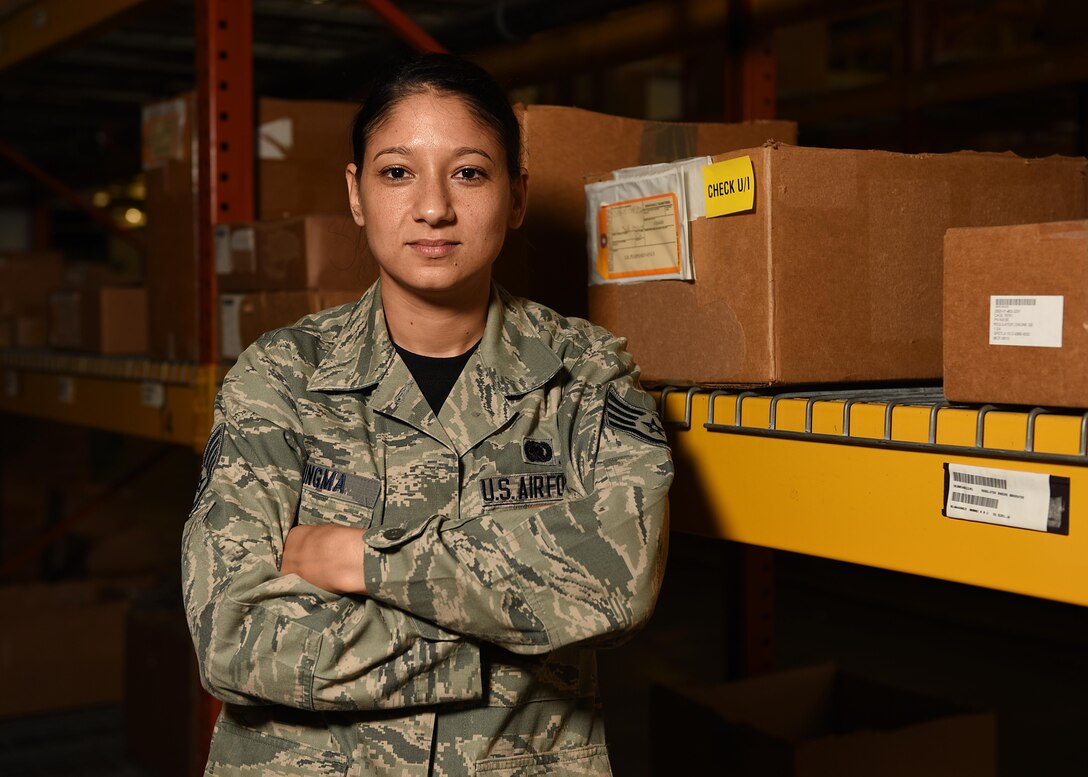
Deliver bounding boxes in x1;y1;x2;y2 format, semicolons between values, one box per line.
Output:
379;276;490;357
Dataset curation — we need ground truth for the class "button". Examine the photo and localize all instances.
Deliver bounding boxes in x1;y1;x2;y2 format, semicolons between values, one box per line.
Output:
382;527;406;541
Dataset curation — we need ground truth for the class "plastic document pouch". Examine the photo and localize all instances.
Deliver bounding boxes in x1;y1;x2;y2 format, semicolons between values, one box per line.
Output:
597;193;682;281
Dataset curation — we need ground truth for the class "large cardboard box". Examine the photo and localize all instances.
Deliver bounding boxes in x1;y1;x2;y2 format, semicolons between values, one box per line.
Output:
217;214;376;292
49;286;149;355
0;251;64;318
220;289;358;361
652;664;996;777
589;144;1088;386
498;105;797;317
944;220;1088;407
143;94;358;361
0;579;131;717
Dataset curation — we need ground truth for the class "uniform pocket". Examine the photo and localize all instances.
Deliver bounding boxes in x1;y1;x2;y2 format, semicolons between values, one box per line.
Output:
474;744;612;776
206;717;349;777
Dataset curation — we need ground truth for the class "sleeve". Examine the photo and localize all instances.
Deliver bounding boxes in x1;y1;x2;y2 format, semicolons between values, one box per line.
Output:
181;337;482;711
361;335;673;654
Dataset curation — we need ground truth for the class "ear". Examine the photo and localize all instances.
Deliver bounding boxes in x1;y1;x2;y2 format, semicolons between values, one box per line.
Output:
508;170;528;230
345;163;365;227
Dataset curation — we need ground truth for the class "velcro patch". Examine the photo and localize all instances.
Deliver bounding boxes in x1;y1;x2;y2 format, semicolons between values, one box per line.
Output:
605;388;668;447
479;472;567;508
302;462;381;509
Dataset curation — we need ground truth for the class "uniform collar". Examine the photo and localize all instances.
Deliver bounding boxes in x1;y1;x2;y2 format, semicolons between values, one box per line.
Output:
306;279;561;397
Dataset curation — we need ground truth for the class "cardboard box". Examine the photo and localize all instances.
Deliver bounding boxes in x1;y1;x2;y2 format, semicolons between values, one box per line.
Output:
49;286;148;355
220;289;358;361
589;144;1088;386
217;214;376;292
14;315;48;348
499;105;797;317
0;579;131;717
652;664;996;777
0;251;64;318
143;94;358;361
944;220;1088;407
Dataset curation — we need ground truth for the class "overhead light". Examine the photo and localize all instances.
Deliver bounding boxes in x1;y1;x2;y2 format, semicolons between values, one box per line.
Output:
92;191;110;208
124;207;145;226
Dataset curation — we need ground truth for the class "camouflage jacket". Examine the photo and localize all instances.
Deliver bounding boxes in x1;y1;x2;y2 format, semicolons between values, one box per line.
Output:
182;281;673;776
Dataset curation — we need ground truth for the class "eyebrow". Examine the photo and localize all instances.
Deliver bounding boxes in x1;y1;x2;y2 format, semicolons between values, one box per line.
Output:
370;146;494;162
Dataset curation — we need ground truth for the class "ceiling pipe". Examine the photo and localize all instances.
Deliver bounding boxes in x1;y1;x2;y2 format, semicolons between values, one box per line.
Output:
360;0;448;53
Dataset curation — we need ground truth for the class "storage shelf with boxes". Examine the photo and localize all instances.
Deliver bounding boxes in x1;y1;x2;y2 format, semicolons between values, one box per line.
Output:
658;386;1088;607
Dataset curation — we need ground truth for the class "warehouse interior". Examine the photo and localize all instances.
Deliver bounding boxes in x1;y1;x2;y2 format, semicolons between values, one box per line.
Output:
2;1;1088;775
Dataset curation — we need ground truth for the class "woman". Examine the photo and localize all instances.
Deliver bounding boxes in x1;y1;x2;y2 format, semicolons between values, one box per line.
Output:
183;53;672;776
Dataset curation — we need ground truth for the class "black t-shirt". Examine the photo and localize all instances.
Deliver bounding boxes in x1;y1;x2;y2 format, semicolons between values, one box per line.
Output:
394;340;481;415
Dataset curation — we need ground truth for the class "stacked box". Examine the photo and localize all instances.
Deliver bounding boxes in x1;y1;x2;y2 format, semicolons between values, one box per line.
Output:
49;287;148;356
0;251;64;349
588;144;1088;386
219;289;358;361
143;94;361;361
499;105;797;317
944;220;1088;408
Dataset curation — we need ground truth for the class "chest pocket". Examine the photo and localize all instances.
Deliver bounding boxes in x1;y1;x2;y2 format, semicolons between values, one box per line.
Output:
298;459;383;529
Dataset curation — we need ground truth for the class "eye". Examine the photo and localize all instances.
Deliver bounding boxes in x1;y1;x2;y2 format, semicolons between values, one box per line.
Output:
380;166;410;180
455;167;487;182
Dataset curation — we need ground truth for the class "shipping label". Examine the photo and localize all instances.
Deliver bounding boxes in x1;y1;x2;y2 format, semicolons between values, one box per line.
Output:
596;193;682;281
989;295;1063;348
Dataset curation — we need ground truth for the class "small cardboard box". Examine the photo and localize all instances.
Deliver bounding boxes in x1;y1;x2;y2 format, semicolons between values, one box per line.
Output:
220;289;358;361
944;220;1088;407
217;214;376;292
49;286;148;355
652;664;996;777
498;105;797;317
14;315;48;349
589;144;1088;386
143;94;359;361
0;579;131;718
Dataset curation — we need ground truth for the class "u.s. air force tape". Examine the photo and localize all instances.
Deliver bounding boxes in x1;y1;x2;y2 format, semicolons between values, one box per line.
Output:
302;461;381;508
604;387;668;447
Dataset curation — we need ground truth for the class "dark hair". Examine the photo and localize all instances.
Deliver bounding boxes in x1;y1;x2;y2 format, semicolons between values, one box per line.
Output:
351;53;521;182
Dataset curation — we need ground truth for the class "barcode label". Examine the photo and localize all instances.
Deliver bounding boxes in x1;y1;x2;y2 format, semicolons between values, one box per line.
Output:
951;471;1007;489
989;295;1063;348
951;491;1000;509
943;462;1068;534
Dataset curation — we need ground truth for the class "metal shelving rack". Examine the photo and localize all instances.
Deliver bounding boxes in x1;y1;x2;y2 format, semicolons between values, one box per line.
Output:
659;387;1088;608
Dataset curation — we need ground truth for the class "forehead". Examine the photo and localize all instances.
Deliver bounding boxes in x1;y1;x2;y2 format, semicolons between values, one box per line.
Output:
368;91;502;154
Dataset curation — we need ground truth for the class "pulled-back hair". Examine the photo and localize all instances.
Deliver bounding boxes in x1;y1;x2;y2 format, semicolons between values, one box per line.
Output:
351;53;521;182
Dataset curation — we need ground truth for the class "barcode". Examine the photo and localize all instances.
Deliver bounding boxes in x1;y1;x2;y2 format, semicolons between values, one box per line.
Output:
952;472;1007;489
951;492;1000;509
994;298;1037;306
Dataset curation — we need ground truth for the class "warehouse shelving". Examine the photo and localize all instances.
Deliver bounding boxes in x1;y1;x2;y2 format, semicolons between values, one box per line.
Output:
659;387;1088;607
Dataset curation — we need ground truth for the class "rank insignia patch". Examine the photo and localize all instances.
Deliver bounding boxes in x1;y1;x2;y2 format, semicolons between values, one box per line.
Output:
193;423;225;507
605;388;668;447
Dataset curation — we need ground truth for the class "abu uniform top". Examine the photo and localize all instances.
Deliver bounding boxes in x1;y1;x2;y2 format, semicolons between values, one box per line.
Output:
182;280;673;776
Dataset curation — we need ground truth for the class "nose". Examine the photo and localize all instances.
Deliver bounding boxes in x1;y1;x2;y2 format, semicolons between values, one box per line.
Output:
412;176;455;226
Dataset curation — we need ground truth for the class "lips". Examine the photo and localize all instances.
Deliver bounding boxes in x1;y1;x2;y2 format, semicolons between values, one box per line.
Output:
408;239;459;258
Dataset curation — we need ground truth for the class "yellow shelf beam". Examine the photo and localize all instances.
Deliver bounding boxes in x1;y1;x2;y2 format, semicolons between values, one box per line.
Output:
0;354;216;451
0;0;149;71
660;390;1088;607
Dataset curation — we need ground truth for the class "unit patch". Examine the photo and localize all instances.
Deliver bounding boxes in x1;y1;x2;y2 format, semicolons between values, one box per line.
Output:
605;387;668;447
193;423;225;508
522;438;555;464
479;472;567;508
302;462;381;508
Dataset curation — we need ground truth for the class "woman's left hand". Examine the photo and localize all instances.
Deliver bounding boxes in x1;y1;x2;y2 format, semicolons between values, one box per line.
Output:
281;524;368;594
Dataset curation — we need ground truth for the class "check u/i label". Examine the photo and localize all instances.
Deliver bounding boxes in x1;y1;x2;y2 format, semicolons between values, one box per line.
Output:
702;155;755;218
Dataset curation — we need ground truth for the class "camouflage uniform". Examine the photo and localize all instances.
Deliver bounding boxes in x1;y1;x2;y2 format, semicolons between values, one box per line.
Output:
182;281;673;776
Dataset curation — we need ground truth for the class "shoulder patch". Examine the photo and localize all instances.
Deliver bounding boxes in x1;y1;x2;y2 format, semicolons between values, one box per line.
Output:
605;387;668;448
193;423;226;508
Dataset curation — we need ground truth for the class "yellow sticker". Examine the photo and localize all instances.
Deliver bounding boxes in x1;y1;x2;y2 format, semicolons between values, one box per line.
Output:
702;155;755;218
